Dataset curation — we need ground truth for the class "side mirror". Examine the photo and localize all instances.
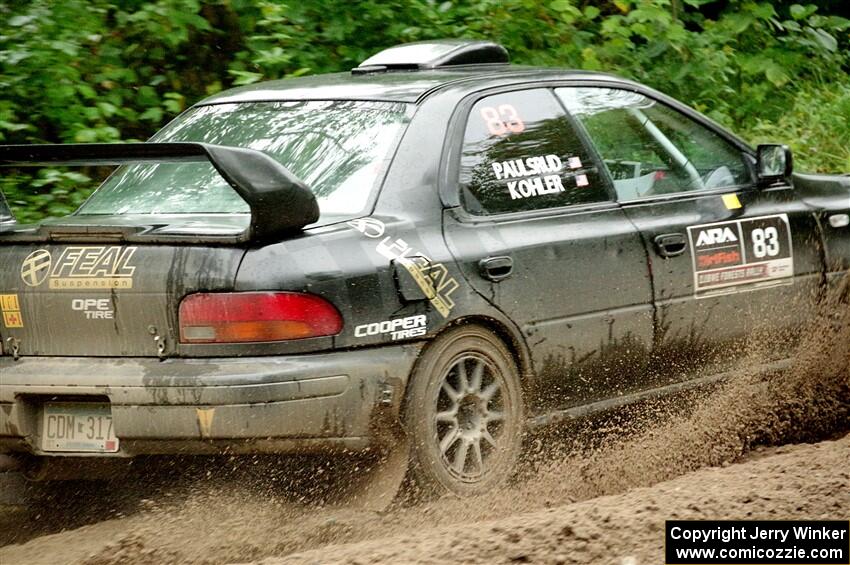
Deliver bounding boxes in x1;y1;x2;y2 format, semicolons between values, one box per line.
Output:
756;144;793;187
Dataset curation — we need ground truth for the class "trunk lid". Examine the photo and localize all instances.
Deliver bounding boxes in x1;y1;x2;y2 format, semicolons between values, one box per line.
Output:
1;240;244;357
0;141;319;357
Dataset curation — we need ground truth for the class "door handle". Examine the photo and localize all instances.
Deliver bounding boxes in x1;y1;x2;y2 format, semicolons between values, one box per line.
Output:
654;233;687;258
478;256;513;281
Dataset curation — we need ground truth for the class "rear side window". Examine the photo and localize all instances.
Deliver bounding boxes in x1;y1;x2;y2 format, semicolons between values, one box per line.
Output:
458;89;606;215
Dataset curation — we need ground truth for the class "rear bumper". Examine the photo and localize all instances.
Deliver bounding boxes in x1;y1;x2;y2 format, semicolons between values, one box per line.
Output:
0;344;422;457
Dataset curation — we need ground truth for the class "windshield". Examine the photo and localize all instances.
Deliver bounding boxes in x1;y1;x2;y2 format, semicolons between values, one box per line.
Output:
77;100;411;220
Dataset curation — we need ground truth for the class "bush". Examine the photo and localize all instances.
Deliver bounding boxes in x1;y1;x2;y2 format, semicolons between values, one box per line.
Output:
1;0;848;222
740;82;850;173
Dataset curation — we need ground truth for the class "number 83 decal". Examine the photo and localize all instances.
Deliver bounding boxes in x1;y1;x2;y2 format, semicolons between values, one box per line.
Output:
740;216;791;261
480;104;525;136
751;226;781;258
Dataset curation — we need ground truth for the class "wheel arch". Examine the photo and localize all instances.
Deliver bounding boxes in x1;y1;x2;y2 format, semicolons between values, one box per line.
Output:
446;315;532;381
402;313;533;418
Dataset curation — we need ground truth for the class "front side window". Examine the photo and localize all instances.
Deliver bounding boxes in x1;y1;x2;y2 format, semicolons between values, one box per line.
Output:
556;88;751;201
459;89;607;215
77;100;411;221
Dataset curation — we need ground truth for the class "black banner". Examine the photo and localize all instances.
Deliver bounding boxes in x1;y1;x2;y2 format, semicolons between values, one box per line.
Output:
666;520;849;564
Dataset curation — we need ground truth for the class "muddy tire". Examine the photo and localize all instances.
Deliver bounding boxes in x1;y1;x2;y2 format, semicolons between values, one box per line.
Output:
404;325;523;498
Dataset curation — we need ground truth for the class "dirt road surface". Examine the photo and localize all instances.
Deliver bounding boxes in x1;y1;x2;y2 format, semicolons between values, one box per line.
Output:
253;434;850;565
1;432;847;565
1;281;848;564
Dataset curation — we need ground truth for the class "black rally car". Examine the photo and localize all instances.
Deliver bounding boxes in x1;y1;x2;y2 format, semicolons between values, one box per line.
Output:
1;40;849;496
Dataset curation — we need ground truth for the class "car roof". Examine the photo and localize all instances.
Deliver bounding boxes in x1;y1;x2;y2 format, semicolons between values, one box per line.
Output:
196;65;632;106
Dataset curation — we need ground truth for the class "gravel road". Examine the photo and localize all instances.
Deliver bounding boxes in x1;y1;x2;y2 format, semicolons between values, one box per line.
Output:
1;280;847;565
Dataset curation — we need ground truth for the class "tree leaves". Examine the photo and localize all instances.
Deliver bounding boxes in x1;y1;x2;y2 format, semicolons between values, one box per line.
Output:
807;27;838;52
2;0;848;222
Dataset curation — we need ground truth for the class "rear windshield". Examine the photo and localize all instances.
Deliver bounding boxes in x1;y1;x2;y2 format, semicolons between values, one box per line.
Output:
0;192;12;222
77;100;411;220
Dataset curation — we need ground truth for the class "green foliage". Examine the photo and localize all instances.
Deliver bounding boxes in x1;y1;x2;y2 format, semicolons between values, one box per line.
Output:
1;170;94;225
1;0;848;221
740;82;850;173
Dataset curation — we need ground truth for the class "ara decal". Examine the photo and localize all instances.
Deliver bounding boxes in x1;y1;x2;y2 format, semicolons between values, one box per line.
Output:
687;214;793;296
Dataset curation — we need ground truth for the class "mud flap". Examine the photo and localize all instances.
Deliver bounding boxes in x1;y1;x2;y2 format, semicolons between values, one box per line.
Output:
325;399;411;512
330;436;411;512
0;455;25;505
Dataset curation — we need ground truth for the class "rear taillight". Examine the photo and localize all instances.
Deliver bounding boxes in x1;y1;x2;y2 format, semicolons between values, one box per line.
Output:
179;292;343;344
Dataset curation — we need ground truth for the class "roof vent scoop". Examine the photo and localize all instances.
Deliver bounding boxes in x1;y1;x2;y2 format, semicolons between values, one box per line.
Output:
354;39;509;73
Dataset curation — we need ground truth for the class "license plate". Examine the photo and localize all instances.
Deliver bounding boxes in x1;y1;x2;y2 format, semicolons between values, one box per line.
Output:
42;403;119;453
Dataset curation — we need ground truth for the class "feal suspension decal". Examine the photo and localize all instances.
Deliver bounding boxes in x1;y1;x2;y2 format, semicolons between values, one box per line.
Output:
348;218;458;318
687;214;794;296
21;246;137;290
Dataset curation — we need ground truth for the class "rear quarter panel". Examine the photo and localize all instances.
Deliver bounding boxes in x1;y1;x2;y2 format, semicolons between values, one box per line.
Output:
233;93;527;362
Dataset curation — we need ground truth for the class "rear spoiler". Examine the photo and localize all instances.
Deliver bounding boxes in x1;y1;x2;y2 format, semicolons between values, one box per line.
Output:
0;142;319;241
